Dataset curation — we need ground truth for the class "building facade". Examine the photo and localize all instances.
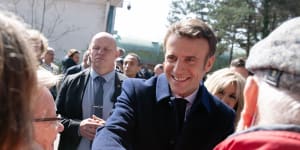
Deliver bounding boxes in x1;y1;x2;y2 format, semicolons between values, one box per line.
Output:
0;0;123;63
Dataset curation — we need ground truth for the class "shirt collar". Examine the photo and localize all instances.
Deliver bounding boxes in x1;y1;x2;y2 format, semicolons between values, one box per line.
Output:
156;74;201;103
156;74;211;112
90;68;115;82
173;87;199;104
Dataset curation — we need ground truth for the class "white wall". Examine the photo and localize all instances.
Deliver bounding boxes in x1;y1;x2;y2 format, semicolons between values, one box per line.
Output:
0;0;122;63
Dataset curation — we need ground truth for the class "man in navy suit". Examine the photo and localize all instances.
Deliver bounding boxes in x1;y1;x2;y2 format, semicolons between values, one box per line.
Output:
92;18;235;150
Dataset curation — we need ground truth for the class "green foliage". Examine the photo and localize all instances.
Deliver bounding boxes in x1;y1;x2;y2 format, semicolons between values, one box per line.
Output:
209;0;255;62
167;0;211;25
167;0;300;69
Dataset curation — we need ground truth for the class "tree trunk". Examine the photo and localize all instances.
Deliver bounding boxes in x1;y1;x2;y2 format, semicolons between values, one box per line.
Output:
262;0;271;38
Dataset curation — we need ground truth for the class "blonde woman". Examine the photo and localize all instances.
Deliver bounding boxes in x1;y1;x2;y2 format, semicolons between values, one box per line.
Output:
27;29;48;64
205;68;246;127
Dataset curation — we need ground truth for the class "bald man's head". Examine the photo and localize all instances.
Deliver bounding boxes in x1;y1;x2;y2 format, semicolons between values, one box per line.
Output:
89;32;116;49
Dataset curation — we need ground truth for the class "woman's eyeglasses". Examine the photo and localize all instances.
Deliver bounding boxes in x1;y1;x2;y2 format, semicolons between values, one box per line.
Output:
33;114;62;122
33;115;63;128
33;117;62;122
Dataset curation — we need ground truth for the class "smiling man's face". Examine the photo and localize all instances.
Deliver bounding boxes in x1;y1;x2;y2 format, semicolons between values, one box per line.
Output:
164;34;214;97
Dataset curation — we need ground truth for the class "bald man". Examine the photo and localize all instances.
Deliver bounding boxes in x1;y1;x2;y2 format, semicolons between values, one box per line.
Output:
56;32;127;150
34;69;64;150
33;87;64;150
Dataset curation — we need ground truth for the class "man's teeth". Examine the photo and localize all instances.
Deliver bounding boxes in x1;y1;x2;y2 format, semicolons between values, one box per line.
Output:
174;77;186;81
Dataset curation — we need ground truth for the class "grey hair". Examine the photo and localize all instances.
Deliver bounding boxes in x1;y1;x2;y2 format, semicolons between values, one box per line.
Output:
253;71;300;125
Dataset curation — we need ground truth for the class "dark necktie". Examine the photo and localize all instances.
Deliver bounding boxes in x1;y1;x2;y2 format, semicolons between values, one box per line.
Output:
174;98;188;135
93;76;105;118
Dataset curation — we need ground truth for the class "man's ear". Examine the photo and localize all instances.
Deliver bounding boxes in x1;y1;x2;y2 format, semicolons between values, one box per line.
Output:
205;55;215;73
236;76;259;131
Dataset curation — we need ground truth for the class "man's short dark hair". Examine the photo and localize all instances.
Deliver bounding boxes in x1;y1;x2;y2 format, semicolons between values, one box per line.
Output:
163;18;217;57
125;53;142;66
230;57;246;68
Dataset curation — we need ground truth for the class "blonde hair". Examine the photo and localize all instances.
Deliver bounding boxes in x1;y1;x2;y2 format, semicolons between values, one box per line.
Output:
27;29;48;57
67;48;80;57
37;68;63;88
205;68;246;126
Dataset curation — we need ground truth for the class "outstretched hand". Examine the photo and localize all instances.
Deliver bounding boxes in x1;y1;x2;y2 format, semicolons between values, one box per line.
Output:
79;116;105;140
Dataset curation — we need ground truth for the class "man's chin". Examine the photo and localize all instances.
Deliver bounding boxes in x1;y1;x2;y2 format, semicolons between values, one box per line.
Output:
171;87;185;96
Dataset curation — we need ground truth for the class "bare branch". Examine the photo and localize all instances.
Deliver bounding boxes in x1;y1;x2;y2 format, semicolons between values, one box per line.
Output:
12;0;21;14
40;0;47;32
49;26;82;42
9;0;79;42
30;0;35;27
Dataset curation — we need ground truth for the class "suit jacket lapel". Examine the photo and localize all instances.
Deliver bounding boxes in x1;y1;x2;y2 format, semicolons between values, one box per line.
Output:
156;74;172;102
187;84;211;117
111;71;127;103
80;69;91;101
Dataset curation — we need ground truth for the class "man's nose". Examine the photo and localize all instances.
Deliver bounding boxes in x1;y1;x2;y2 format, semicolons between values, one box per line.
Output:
173;60;185;73
124;63;129;68
96;48;104;54
57;122;64;133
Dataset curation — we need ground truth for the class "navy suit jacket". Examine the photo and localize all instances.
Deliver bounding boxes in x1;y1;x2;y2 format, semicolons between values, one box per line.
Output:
61;57;77;73
92;74;235;150
65;64;83;76
56;69;127;150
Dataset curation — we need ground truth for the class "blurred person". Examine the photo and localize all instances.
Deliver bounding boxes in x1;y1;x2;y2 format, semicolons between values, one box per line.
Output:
117;47;126;58
153;63;164;76
229;57;250;78
205;68;245;126
36;68;63;90
137;65;153;79
65;50;90;77
56;32;127;150
115;57;124;73
214;17;300;150
41;47;59;74
34;70;64;150
115;47;126;73
0;11;38;150
92;18;235;150
123;53;141;78
41;47;61;99
27;28;56;103
33;87;64;150
61;48;80;73
27;28;48;64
